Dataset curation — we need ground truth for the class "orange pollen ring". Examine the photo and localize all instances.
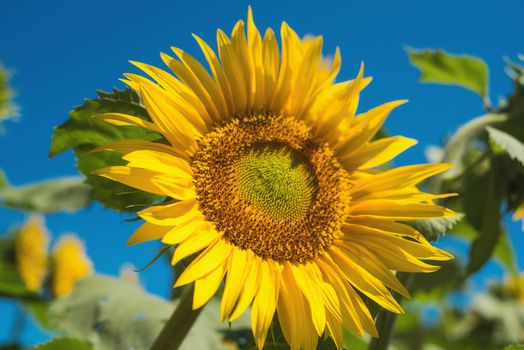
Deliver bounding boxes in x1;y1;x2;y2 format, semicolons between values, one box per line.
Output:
191;114;351;263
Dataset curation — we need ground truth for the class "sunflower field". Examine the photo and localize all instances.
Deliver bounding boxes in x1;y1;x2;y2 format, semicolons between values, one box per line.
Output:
0;2;523;350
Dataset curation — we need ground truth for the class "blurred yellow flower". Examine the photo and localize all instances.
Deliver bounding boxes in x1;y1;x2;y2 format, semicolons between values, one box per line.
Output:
95;9;455;349
51;235;93;298
506;273;524;304
15;217;49;292
513;204;524;231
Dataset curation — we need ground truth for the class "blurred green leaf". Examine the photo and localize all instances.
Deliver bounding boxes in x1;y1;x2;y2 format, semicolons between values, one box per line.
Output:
0;176;91;213
23;300;55;331
49;274;250;350
0;236;32;298
410;259;464;298
494;233;519;278
49;274;173;350
487;126;524;167
504;345;524;350
34;338;93;350
405;214;463;241
0;169;8;190
0;261;32;298
50;89;162;212
343;330;368;350
407;48;488;97
463;164;505;275
0;63;17;126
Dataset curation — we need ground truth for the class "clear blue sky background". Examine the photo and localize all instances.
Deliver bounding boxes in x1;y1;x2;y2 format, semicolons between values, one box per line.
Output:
0;0;522;346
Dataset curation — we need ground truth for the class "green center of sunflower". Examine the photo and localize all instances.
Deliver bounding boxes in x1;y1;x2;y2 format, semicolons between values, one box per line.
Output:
192;114;351;264
235;144;316;221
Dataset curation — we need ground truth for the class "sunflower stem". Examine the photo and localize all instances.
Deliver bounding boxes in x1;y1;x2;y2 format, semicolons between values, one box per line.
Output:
368;272;413;350
150;284;202;350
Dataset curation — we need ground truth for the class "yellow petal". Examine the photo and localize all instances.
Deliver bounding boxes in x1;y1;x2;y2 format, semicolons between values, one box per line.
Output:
161;217;208;245
336;100;407;155
251;261;280;350
221;247;249;320
351;163;451;195
123;150;193;177
193;261;227;309
329;246;403;314
138;199;200;226
91;139;179;157
288;263;326;335
171;227;221;265
175;239;231;287
229;252;261;321
339;244;410;298
350;200;456;220
341;136;417;169
93;166;167;197
127;222;169;246
94;113;160;132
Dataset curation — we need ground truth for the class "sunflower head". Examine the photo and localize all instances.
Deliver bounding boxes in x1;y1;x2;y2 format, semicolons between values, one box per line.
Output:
51;235;93;298
15;216;49;293
94;8;455;350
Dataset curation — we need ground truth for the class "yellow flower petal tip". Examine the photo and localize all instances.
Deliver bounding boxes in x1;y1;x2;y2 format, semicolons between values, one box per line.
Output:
51;234;93;298
95;8;456;349
15;216;50;293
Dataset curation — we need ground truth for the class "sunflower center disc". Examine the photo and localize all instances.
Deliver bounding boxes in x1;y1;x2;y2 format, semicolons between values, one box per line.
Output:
235;145;315;221
192;114;351;263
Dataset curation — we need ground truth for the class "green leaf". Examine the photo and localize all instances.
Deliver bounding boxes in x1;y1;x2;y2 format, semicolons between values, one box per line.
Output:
50;89;163;212
486;126;524;167
0;235;33;298
463;163;505;275
407;48;489;97
410;259;464;299
49;274;173;350
0;63;17;125
0;169;8;190
34;338;93;350
48;274;251;350
504;345;524;350
23;300;55;331
404;214;463;241
0;261;32;298
494;233;519;278
0;176;91;213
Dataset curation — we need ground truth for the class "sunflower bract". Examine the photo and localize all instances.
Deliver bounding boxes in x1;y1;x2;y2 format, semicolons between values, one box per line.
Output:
94;8;455;350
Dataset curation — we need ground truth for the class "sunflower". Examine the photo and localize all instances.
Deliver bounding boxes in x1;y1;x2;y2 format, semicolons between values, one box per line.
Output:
15;216;49;293
51;235;93;298
94;9;454;349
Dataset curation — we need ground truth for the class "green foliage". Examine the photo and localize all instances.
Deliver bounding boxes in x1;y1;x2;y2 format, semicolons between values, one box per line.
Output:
505;345;524;350
47;274;251;350
410;259;464;299
0;235;32;298
462;161;505;275
48;274;173;350
0;175;91;213
0;63;17;125
406;48;489;97
487;126;524;167
34;338;93;350
405;214;463;241
49;89;163;212
0;261;32;298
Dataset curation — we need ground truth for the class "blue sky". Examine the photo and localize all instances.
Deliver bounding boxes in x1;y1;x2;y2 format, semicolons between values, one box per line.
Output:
0;0;522;346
